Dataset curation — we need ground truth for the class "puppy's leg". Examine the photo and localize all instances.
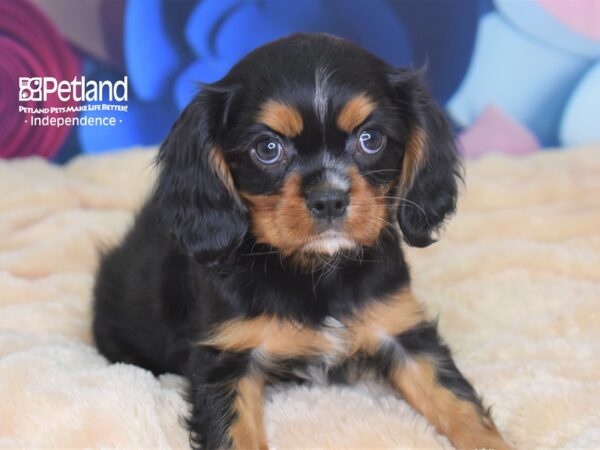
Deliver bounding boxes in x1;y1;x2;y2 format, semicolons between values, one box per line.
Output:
385;322;510;450
187;348;267;450
348;290;509;449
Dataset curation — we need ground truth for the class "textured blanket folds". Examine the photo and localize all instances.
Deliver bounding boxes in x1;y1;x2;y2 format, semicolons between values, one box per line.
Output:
1;147;599;448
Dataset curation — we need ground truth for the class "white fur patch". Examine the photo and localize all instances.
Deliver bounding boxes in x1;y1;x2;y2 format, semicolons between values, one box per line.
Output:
314;66;330;127
322;316;350;363
292;363;330;385
302;234;356;255
324;170;350;191
378;331;410;364
292;316;349;384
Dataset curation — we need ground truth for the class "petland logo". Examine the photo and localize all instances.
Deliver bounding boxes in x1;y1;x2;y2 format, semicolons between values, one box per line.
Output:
18;76;128;128
19;76;128;102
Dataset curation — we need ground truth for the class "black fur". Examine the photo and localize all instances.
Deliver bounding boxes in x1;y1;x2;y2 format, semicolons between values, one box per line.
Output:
152;86;248;265
92;33;488;450
388;69;462;247
187;347;252;449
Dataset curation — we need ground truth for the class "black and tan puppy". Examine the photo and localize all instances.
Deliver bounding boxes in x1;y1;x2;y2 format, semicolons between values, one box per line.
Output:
93;33;509;449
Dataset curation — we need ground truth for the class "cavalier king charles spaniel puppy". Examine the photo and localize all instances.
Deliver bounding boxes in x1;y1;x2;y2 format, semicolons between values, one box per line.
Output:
93;33;510;450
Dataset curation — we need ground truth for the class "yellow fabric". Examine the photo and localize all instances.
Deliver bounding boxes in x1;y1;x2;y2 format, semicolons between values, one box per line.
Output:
1;146;599;448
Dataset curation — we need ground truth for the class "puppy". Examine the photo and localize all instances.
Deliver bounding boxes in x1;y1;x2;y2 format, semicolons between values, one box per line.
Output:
93;33;509;449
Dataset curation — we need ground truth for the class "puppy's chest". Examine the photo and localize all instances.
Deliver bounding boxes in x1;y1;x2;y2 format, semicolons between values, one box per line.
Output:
244;314;394;382
286;316;363;384
202;293;423;375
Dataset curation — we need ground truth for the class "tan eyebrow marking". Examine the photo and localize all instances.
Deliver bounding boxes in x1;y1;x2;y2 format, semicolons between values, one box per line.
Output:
257;100;303;137
337;94;377;132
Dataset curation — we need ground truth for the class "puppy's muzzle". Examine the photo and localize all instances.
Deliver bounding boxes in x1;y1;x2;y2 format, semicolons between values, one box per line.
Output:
306;188;349;220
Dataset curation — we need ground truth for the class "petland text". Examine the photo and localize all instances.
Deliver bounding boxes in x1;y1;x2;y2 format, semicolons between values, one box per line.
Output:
19;76;128;102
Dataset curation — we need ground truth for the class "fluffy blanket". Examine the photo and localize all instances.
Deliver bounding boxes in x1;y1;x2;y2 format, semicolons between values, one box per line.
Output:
1;146;599;449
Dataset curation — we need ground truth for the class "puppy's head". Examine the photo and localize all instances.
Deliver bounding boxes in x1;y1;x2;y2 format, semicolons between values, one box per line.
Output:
153;33;460;265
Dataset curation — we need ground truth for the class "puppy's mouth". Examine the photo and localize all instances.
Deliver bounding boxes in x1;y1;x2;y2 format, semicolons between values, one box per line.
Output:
299;230;357;256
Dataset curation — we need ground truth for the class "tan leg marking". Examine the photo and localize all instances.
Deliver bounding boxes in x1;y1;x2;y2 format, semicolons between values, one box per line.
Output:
346;290;509;449
229;375;268;450
390;357;510;450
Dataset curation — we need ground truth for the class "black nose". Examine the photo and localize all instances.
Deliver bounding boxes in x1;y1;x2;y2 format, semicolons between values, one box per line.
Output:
306;189;349;220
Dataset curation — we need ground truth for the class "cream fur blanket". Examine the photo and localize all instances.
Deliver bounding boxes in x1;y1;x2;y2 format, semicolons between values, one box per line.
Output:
1;146;599;449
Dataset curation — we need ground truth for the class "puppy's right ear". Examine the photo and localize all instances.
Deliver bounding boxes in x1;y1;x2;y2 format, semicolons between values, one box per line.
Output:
152;85;248;264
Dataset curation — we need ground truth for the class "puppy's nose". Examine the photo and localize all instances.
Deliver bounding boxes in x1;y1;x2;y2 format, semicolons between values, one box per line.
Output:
306;189;349;220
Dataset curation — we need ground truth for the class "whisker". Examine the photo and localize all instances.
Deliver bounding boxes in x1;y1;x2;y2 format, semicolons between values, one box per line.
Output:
360;169;402;176
371;196;427;217
240;250;281;256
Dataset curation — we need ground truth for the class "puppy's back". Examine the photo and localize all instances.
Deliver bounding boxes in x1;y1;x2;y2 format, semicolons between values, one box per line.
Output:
92;204;192;375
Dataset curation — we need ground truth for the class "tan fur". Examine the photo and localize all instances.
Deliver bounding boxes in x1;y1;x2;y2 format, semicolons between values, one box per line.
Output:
400;128;427;192
336;94;376;132
209;147;237;196
200;315;339;359
202;288;424;361
257;100;303;137
346;289;425;355
390;357;510;450
241;174;316;257
345;167;389;247
242;168;389;263
229;376;268;450
205;290;507;450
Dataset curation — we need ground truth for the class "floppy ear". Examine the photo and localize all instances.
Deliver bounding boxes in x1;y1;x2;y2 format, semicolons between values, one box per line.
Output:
152;85;248;264
389;70;462;247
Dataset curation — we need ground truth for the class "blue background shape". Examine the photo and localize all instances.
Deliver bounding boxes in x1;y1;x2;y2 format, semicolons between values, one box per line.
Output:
560;61;600;147
77;0;482;156
447;13;592;147
7;0;598;161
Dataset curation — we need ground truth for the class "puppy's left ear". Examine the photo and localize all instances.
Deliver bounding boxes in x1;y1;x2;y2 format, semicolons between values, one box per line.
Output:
388;70;462;247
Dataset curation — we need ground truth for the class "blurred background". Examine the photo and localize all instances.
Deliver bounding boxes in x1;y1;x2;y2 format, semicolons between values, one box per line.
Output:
1;0;599;163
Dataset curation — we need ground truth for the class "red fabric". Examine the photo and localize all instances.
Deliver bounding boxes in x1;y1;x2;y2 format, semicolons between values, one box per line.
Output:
0;0;80;158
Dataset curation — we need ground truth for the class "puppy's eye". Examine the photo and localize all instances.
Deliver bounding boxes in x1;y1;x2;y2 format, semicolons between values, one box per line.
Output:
253;138;284;165
358;130;385;154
